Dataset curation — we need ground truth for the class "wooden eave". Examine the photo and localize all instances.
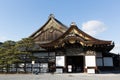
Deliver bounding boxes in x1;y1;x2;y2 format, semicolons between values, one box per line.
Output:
40;25;113;49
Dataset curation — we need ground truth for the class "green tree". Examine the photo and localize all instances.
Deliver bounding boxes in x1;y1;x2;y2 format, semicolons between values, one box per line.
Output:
15;38;35;72
0;47;6;71
0;40;17;72
0;38;35;73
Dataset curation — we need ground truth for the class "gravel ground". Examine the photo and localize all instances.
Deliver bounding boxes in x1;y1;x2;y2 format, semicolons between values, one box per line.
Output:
0;73;120;80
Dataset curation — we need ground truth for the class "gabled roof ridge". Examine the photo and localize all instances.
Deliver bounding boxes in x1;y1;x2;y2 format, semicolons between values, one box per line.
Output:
54;18;68;29
63;25;97;41
29;16;52;37
29;14;68;38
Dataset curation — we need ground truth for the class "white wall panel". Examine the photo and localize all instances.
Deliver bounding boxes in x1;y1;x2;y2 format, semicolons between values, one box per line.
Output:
56;56;65;67
85;56;96;67
87;69;95;73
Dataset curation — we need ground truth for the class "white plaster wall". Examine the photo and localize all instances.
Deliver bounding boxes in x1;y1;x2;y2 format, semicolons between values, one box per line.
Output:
56;56;65;67
85;56;96;67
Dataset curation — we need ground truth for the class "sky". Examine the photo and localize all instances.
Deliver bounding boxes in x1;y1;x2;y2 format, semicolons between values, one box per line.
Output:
0;0;120;54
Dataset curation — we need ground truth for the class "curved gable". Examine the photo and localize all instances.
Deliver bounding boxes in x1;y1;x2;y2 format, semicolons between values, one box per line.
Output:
40;23;114;51
30;14;68;43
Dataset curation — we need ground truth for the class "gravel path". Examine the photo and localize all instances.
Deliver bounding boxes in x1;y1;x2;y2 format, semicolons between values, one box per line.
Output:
0;73;120;80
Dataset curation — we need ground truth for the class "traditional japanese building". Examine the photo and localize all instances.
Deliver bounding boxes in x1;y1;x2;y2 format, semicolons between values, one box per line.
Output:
29;14;114;73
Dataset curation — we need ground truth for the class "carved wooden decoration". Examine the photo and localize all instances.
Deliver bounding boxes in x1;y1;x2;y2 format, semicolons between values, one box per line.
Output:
86;50;96;55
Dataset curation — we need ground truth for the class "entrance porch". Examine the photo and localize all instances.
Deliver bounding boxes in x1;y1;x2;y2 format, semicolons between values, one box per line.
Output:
66;56;84;73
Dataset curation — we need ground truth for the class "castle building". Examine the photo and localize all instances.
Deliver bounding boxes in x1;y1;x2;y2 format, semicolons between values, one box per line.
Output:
28;14;114;73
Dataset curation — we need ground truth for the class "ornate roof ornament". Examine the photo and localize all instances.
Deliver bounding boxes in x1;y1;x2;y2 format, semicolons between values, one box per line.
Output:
49;14;55;18
70;22;76;26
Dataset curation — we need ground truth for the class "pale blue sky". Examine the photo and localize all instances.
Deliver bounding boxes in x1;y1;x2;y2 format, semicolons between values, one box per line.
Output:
0;0;120;53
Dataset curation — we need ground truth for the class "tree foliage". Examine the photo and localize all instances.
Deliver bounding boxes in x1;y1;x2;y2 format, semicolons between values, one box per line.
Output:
0;40;17;72
0;38;35;72
15;38;34;53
